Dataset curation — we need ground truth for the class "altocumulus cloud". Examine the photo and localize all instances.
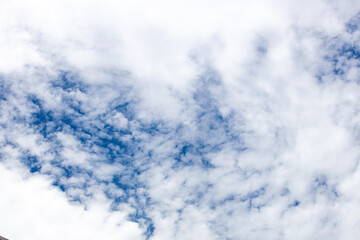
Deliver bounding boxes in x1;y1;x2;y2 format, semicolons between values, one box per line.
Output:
1;0;360;239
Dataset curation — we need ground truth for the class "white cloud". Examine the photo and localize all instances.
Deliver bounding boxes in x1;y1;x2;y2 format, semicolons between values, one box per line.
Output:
0;164;143;240
1;0;360;239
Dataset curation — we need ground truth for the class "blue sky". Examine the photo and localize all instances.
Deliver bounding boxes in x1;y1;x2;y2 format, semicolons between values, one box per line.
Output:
1;0;360;239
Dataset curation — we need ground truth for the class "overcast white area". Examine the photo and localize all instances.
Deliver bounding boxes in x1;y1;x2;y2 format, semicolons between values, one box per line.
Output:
1;0;360;239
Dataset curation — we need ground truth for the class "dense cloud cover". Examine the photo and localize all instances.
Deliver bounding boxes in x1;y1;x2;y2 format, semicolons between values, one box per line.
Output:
1;0;360;239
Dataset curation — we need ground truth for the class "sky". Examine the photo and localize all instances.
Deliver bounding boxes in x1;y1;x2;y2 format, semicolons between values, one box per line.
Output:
1;0;360;239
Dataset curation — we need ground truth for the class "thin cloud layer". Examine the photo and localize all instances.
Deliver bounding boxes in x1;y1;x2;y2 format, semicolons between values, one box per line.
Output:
1;0;360;239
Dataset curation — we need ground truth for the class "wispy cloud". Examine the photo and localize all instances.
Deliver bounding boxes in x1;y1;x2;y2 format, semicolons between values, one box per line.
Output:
1;0;360;239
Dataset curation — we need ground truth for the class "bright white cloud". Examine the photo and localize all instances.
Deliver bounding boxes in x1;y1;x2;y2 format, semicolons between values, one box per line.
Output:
1;0;360;239
0;164;143;240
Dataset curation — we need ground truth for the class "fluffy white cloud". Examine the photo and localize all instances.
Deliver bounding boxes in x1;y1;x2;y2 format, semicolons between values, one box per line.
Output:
1;0;360;239
0;164;143;240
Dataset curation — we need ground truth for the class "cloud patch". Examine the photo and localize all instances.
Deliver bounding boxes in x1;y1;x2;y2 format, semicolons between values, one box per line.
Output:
1;0;360;239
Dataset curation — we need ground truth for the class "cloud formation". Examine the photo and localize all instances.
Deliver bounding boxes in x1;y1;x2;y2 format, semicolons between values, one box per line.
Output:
1;0;360;239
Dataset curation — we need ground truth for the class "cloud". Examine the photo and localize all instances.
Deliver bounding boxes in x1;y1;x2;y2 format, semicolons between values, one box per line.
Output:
0;164;143;240
1;0;360;239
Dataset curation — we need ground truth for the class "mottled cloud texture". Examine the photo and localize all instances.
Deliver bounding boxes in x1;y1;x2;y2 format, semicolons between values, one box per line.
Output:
1;0;360;239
